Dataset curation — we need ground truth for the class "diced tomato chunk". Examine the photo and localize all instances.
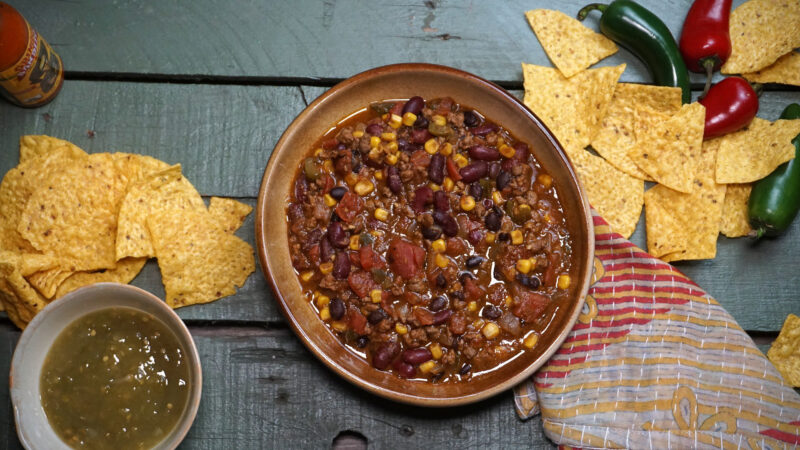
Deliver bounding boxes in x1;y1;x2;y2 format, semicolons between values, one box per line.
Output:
413;307;435;326
410;150;431;168
322;138;339;150
348;251;361;267
486;284;508;306
449;312;467;335
335;192;363;222
463;277;485;302
359;246;386;271
512;291;550;322
308;244;320;266
348;305;368;335
404;292;424;306
446;157;462;181
445;237;466;257
435;97;453;116
389;102;403;116
387;239;426;279
347;271;376;298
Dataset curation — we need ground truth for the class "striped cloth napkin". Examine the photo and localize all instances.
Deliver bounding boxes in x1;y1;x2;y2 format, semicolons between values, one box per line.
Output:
514;211;800;449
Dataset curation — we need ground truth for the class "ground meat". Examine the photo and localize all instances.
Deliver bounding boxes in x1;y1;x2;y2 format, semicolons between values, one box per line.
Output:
405;327;428;347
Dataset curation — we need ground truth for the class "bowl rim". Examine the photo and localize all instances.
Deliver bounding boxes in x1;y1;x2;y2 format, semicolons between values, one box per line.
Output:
255;62;594;406
9;282;202;449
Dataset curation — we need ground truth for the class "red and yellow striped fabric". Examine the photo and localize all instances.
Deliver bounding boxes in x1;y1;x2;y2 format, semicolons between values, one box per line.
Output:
514;212;800;449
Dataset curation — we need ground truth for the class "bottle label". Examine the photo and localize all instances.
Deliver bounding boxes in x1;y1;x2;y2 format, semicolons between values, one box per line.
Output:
0;19;63;107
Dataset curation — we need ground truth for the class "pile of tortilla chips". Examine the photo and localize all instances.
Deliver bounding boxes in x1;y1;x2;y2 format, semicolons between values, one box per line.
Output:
523;5;800;262
0;136;255;329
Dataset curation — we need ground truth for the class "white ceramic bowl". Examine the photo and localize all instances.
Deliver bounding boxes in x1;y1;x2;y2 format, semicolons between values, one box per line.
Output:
10;283;202;450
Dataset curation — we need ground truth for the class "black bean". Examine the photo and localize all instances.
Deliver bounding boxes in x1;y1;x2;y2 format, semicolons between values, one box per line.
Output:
468;183;483;199
367;309;387;325
459;161;488;183
329;186;347;200
387;166;403;193
485;211;502;231
413;185;434;213
327;222;349;248
468;145;501;161
430;295;447;311
402;96;425;115
332;252;350;279
356;335;369;348
366;123;383;136
497;232;510;242
372;342;398;370
433;190;450;212
432;211;458;237
397;137;412;152
465;255;485;268
413;115;429;129
459;363;472;375
330;211;341;223
458;271;476;282
451;290;465;300
320;237;334;262
516;273;541;289
482;304;502;320
463;110;479;128
496;170;512;190
429;153;445;185
432;309;453;325
402;348;433;365
435;274;447;289
329;298;346;320
488;162;501;179
421;225;442;240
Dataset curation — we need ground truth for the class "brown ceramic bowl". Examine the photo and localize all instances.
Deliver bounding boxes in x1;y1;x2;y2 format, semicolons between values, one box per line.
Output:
255;63;594;406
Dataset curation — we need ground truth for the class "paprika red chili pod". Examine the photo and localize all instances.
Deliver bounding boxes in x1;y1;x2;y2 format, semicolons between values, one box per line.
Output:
699;77;758;140
679;0;732;96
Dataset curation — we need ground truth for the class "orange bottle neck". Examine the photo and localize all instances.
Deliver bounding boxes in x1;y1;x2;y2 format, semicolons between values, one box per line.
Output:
0;2;30;71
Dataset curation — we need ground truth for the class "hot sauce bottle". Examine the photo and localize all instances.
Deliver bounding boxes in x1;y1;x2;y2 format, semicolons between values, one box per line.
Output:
0;2;63;107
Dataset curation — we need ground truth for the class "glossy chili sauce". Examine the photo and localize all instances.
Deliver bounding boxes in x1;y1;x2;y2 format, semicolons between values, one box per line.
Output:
286;97;575;382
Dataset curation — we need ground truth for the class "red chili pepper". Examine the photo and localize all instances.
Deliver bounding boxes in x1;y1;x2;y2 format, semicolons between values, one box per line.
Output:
699;77;759;140
679;0;732;96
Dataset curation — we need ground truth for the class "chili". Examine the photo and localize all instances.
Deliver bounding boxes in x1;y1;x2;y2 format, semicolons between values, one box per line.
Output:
679;0;732;96
699;77;759;140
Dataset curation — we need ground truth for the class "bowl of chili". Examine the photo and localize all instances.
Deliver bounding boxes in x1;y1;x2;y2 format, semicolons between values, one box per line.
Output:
255;63;594;406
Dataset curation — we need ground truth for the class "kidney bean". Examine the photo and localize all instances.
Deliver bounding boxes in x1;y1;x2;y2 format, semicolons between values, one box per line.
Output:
513;142;529;161
482;304;502;320
433;211;458;237
413;116;429;129
435;274;447;289
432;309;453;325
387;167;403;193
329;186;347;200
429;154;445;185
402;96;425;115
366;123;383;136
329;298;346;320
372;342;399;370
430;295;447;311
433;190;450;212
327;222;349;248
332;252;350;279
421;225;442;240
397;137;412;153
459;363;472;375
403;348;433;365
395;361;417;378
330;211;341;223
356;336;369;348
488;162;501;179
468;145;501;161
367;308;387;325
466;255;485;268
320;237;334;262
294;177;308;203
496;170;511;191
467;229;484;245
471;123;499;136
463;110;479;128
468;183;483;199
459;161;488;183
411;128;432;144
413;186;434;213
501;158;518;173
485;211;501;231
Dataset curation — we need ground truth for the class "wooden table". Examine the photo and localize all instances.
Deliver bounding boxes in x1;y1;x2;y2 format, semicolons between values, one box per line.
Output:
1;1;798;448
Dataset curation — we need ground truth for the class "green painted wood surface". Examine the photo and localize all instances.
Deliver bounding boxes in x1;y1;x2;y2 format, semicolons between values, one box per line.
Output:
14;0;770;86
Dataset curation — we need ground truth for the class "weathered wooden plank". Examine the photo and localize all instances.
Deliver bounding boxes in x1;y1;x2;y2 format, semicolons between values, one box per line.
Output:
16;0;767;86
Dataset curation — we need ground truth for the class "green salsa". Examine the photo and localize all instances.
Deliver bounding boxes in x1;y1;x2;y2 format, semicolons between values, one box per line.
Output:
40;307;191;450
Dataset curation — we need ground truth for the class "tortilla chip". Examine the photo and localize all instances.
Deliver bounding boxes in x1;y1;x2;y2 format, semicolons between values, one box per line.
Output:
569;149;643;238
54;257;147;299
147;209;254;308
18;135;85;164
522;63;625;158
743;51;800;86
719;184;753;238
628;103;706;193
591;83;683;179
208;197;253;234
525;9;617;78
26;269;74;299
716;118;800;183
0;251;48;327
721;0;800;74
768;314;800;387
115;165;206;260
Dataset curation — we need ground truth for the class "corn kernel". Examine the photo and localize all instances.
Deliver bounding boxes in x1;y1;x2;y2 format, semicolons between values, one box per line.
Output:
431;239;447;253
323;193;337;207
485;232;496;244
453;153;468;168
558;274;571;290
499;144;516;158
314;148;323;157
516;258;532;274
524;332;539;349
300;270;314;282
482;322;500;339
545;213;552;223
395;323;408;334
432;114;447;127
467;301;478;312
402;112;417;126
319;262;334;275
382;113;389;120
331;321;348;332
435;253;449;268
322;160;333;173
538;173;553;188
460;195;476;211
374;170;384;181
443;177;454;192
424;138;439;155
369;135;381;148
316;294;330;307
349;235;360;250
353;130;364;138
386;153;398;165
370;289;383;303
519;203;532;218
430;344;443;360
505;295;513;307
419;360;436;374
472;318;485;329
429;183;441;192
368;147;381;161
319;307;331;321
389;113;403;129
440;143;453;156
386;141;398;153
381;132;396;141
511;229;524;245
354;180;374;196
492;191;503;205
345;173;358;186
374;208;389;222
370;230;383;237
